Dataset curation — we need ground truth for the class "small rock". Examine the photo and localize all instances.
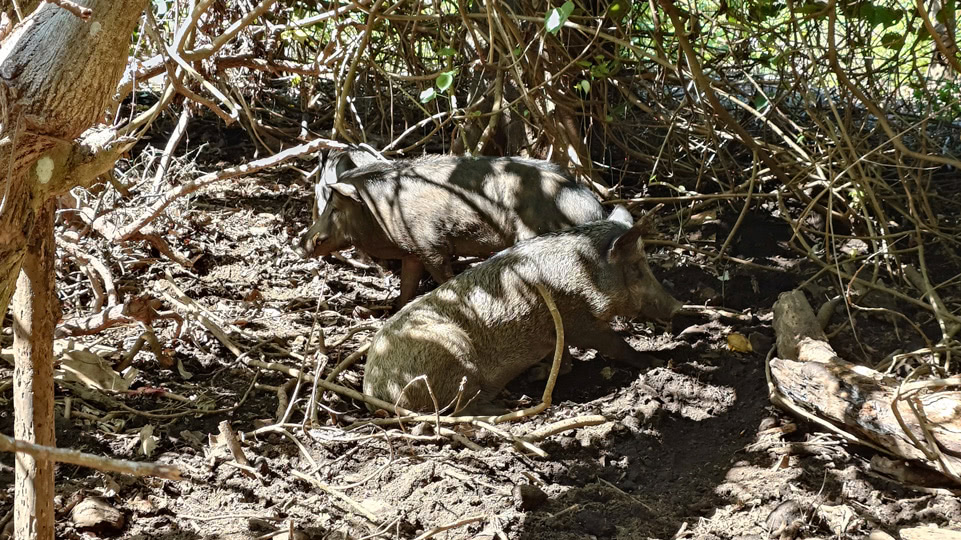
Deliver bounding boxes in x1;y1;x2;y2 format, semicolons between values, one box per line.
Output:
900;526;961;540
818;504;858;536
71;496;125;532
360;498;392;518
758;416;778;432
868;531;896;540
513;484;548;511
352;305;374;319
575;422;616;448
765;500;803;538
677;323;712;341
127;496;156;515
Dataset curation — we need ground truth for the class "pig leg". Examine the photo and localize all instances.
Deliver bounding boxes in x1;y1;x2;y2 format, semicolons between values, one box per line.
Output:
526;348;575;382
420;252;455;285
569;320;662;369
396;257;426;308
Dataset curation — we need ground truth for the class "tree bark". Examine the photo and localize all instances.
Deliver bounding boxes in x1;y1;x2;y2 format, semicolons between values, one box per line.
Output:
0;2;147;539
12;199;57;540
0;0;148;320
770;290;961;484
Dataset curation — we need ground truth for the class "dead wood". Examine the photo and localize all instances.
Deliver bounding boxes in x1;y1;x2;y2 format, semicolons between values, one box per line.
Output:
55;295;168;337
772;289;828;361
43;0;92;20
114;137;348;241
0;433;181;480
770;289;961;484
217;420;255;480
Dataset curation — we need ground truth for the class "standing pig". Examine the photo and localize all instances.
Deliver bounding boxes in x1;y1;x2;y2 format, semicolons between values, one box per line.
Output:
362;206;683;415
296;151;604;307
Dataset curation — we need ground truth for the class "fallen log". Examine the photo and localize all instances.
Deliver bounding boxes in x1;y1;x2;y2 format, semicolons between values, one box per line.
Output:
769;290;961;483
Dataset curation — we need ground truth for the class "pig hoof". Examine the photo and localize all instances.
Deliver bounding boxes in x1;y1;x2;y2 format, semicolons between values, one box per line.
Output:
526;360;572;383
526;364;550;383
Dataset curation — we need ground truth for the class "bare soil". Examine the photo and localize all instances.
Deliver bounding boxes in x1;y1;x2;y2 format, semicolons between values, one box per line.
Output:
1;148;959;540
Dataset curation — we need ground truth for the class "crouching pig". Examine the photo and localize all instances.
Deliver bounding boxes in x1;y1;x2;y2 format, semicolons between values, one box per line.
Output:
295;150;604;307
362;206;683;415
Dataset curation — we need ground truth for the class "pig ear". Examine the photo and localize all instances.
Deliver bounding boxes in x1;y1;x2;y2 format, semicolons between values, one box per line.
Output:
321;151;353;185
348;145;384;167
314;184;333;215
607;206;633;226
609;204;662;261
609;221;646;262
330;183;362;202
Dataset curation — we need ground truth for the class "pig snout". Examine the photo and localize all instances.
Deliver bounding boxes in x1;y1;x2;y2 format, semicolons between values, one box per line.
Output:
294;220;327;259
294;232;313;258
639;281;683;322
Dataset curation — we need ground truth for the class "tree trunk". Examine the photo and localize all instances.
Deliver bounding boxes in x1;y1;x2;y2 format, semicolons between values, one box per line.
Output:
12;199;57;540
0;2;147;538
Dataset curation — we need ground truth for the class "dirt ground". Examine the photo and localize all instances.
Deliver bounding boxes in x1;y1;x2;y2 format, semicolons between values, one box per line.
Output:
1;146;959;540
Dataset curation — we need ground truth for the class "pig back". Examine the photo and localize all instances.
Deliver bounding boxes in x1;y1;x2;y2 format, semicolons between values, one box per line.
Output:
345;156;604;259
363;218;631;409
483;157;605;240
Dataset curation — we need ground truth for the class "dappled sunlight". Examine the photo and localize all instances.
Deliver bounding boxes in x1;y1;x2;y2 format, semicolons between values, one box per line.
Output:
362;214;682;413
297;153;606;307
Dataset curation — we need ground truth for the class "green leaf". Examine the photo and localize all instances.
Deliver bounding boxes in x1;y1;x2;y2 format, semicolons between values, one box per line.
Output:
847;188;864;207
880;31;905;50
590;61;611;78
854;3;904;28
545;9;562;33
748;0;784;21
420;88;437;103
753;92;769;110
576;79;591;93
545;1;575;34
436;71;455;92
438;47;457;57
291;74;302;86
936;6;950;25
608;0;630;18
